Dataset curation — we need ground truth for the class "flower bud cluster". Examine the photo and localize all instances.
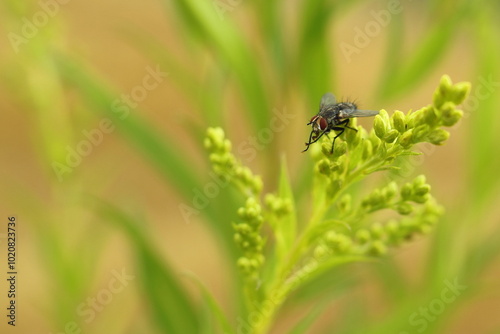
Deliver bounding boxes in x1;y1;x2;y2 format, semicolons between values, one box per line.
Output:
373;75;469;148
313;173;439;260
265;194;292;218
314;199;442;258
234;197;265;279
205;127;263;196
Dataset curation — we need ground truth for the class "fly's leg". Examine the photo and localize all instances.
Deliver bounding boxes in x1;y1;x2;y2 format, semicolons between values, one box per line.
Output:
330;119;357;154
303;130;316;152
330;128;344;154
303;130;327;152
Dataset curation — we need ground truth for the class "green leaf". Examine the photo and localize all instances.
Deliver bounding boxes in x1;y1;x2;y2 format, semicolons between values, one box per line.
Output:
468;6;500;206
275;157;297;259
289;302;329;334
297;0;336;104
378;5;468;100
54;53;201;200
96;200;201;334
119;26;224;128
185;272;235;334
164;0;271;134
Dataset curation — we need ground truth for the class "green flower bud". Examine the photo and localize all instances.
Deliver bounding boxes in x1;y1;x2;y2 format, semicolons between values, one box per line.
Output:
396;202;413;215
314;244;329;259
428;129;450;145
413;124;430;142
321;140;333;156
264;193;277;209
385;220;399;236
335;235;353;253
369;240;387;256
400;183;413;201
384;129;399;143
422;106;439;127
317;159;331;175
379;109;390;122
362;139;373;160
368;189;383;206
345;119;358;142
333;141;347;158
325;231;337;244
356;229;371;244
442;109;463;127
399;129;413;149
450;82;471;105
391;110;406;133
407;109;425;129
373;115;387;139
433;75;453;108
338;194;352;213
237;257;251;272
413;193;430;204
381;182;397;202
255;254;265;265
233;222;251;233
413;175;426;187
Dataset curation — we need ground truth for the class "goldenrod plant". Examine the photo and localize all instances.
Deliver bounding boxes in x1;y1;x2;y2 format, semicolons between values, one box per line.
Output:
3;0;500;333
203;76;469;334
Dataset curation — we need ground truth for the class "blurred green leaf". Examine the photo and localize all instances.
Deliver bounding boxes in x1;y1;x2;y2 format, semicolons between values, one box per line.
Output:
96;200;201;334
290;265;356;303
275;157;297;263
55;53;201;200
185;272;235;334
378;4;468;100
119;26;224;128
289;302;328;334
164;0;271;134
372;258;408;304
468;5;500;206
297;0;336;104
253;1;287;87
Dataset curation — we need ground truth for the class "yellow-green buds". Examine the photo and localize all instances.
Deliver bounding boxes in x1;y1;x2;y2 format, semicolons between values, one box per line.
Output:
391;110;406;133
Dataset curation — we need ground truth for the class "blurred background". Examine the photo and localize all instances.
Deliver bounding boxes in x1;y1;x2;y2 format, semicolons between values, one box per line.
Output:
0;0;499;333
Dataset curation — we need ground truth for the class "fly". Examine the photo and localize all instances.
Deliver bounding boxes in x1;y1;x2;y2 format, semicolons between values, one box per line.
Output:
303;92;379;154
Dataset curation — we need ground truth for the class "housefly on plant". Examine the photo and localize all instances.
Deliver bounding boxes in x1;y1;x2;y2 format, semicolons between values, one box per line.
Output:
303;92;379;154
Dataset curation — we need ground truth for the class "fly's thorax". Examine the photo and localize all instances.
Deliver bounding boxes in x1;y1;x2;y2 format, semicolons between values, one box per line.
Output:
336;102;358;119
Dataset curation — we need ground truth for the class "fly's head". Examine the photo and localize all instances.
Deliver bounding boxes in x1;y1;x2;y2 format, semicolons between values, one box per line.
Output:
308;115;329;140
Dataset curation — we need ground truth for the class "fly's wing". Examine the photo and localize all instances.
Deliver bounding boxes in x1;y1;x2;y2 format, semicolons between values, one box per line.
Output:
320;92;336;110
348;109;379;117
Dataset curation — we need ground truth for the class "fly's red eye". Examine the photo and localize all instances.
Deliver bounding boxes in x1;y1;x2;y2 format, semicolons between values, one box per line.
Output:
318;117;328;130
309;116;318;123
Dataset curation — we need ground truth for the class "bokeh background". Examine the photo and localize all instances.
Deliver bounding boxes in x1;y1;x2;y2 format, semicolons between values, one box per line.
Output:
1;0;499;333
